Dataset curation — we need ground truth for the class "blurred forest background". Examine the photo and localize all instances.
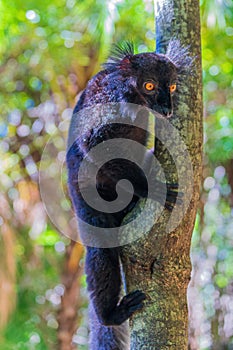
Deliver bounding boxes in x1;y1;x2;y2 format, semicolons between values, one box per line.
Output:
0;0;233;349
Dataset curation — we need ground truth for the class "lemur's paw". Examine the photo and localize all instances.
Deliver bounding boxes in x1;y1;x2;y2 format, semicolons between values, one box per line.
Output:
120;290;146;313
101;290;146;326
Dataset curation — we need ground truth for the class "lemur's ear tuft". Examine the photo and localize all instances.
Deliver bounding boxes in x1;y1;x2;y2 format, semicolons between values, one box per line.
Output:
166;38;195;75
103;41;134;70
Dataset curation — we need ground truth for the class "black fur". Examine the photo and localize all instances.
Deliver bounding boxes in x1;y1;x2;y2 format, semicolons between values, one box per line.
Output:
66;41;189;349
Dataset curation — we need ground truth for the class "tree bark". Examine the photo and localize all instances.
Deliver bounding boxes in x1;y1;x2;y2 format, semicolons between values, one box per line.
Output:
120;0;203;349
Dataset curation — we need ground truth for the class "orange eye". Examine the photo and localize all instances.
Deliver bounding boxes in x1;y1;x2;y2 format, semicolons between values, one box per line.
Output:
145;82;154;91
143;81;156;93
170;84;177;93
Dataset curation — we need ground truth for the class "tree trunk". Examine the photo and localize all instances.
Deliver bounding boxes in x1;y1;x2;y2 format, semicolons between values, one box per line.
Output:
57;241;84;350
120;0;203;349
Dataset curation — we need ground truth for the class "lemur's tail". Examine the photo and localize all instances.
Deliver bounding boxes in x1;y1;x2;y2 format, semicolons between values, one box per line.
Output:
88;301;130;350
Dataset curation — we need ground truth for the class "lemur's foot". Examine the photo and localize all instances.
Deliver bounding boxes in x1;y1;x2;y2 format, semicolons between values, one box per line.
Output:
152;181;183;211
101;290;146;326
165;183;183;211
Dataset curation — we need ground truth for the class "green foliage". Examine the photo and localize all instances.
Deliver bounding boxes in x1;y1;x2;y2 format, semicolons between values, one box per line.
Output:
189;2;233;347
202;0;233;163
1;226;65;349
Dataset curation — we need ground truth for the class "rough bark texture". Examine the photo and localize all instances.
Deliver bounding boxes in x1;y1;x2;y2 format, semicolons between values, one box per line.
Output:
120;1;203;349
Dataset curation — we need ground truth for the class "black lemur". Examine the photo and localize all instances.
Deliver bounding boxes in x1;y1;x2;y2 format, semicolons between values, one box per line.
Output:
66;41;191;349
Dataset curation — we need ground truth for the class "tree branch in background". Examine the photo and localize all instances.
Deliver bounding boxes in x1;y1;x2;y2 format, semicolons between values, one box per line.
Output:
57;241;84;350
